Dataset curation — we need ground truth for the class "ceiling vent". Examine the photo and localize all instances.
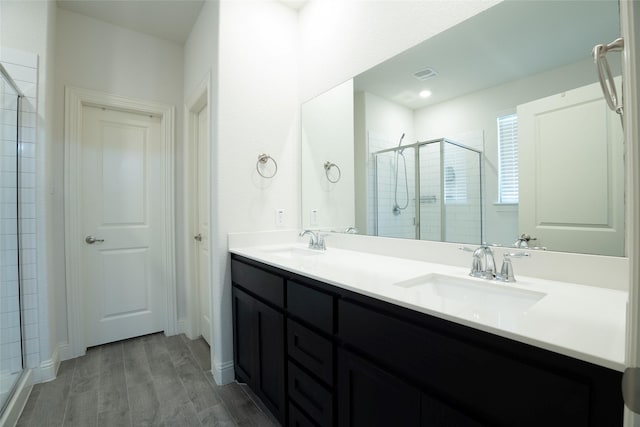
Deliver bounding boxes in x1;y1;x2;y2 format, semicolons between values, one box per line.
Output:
413;67;438;81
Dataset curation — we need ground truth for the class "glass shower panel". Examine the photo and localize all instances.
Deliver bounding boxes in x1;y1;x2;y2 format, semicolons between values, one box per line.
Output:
0;72;22;412
443;142;482;244
374;148;416;239
418;142;442;241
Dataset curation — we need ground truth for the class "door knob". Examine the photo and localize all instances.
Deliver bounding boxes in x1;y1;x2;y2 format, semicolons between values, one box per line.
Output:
194;233;202;242
85;235;105;244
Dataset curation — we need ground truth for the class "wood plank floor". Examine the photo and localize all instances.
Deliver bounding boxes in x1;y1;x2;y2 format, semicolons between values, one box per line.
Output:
16;333;280;427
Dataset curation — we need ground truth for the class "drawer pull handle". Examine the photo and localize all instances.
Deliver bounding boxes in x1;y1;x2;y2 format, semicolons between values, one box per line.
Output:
294;335;324;365
294;379;323;411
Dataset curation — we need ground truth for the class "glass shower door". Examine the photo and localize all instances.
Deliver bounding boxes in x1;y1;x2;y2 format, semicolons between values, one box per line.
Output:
442;141;483;244
0;69;23;412
374;148;416;239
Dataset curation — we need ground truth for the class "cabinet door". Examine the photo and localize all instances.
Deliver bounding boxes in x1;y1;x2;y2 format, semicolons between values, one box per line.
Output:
421;393;485;427
232;286;256;384
254;298;286;423
338;348;420;427
232;286;286;424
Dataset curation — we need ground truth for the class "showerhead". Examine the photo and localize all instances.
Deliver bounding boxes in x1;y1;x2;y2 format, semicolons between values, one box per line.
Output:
397;133;406;154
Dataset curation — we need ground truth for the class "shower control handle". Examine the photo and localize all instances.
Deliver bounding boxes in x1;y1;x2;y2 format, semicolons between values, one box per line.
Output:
85;235;104;244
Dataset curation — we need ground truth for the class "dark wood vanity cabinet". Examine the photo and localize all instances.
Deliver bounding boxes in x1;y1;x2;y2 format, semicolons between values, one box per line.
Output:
286;279;337;427
231;260;286;424
231;255;624;427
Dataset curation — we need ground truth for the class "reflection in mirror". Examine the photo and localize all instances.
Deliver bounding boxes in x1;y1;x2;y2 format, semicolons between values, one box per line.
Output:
301;0;624;256
301;79;355;229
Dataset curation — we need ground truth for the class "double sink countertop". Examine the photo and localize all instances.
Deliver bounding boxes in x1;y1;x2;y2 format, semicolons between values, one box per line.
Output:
229;243;627;372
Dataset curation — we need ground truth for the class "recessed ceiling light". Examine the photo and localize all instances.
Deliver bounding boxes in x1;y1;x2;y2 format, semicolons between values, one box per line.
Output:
419;90;432;98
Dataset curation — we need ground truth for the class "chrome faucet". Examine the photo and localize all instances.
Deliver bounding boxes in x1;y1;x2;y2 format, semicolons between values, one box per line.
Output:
461;244;497;279
461;245;530;282
472;244;497;279
299;230;326;251
513;233;536;249
496;252;530;282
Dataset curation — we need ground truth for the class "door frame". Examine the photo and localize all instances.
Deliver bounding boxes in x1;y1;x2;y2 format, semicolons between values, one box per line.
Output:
183;73;212;340
623;0;640;425
64;86;177;358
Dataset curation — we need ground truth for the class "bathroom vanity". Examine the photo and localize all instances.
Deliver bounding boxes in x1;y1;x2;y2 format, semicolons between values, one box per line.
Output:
230;245;625;426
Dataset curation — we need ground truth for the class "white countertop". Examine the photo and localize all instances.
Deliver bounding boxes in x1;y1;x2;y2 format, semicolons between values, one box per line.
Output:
230;243;627;372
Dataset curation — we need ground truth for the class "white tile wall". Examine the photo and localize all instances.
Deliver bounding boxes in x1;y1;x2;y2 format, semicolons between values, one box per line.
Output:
0;48;39;382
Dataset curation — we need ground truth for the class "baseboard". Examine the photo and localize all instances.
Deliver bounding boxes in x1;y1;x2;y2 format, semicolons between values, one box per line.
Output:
176;318;187;335
58;342;71;361
0;369;32;427
32;341;67;384
211;359;235;385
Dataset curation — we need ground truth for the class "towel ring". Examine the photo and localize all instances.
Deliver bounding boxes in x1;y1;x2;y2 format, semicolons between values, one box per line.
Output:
324;161;341;183
593;38;624;115
257;154;278;179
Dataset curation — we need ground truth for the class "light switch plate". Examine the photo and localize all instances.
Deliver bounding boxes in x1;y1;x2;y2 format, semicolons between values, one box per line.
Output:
275;208;285;226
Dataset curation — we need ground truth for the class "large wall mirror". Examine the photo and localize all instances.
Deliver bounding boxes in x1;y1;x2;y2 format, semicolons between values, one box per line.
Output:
301;0;624;256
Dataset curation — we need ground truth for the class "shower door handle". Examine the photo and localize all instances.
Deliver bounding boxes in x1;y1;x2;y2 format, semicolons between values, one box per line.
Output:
85;235;104;244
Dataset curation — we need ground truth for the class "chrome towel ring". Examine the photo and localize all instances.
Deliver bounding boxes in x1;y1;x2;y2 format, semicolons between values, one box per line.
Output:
324;161;341;183
257;154;278;178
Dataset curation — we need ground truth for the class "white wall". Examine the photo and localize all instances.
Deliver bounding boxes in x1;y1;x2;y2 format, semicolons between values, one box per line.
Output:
0;50;39;383
183;0;222;378
1;0;58;382
184;0;299;384
53;8;185;348
301;79;354;230
298;0;501;102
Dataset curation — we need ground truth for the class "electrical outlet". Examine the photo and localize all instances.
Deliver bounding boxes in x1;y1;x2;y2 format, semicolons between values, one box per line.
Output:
310;209;318;226
275;209;285;226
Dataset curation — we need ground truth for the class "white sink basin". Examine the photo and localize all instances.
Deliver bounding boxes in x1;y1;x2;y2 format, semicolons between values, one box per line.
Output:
262;246;324;260
393;273;546;329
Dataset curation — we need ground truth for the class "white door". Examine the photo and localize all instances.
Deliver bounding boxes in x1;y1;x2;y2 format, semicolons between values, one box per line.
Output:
518;80;624;256
195;105;211;344
80;105;164;347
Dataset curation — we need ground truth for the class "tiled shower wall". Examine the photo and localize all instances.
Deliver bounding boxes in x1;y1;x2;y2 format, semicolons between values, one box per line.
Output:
369;131;483;244
0;48;39;373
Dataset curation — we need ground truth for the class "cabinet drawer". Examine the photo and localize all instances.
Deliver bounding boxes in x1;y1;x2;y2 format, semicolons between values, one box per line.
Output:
287;280;334;333
289;402;316;427
288;319;334;386
231;259;284;308
288;361;333;427
339;299;594;426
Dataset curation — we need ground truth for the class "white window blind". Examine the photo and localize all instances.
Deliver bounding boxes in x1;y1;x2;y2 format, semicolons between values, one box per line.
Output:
497;113;518;203
444;147;467;203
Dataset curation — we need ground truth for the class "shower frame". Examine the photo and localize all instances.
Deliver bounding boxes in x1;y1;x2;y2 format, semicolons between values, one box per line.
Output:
0;62;25;416
372;137;483;242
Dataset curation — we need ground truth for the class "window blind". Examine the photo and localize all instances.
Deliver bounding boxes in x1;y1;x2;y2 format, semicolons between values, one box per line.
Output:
444;147;467;203
497;114;518;203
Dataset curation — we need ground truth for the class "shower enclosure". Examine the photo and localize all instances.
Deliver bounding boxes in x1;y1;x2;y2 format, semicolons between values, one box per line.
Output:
373;138;483;244
0;64;25;413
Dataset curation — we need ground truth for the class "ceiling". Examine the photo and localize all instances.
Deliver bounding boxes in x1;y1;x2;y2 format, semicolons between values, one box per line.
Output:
57;0;205;44
354;1;620;110
56;0;307;44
